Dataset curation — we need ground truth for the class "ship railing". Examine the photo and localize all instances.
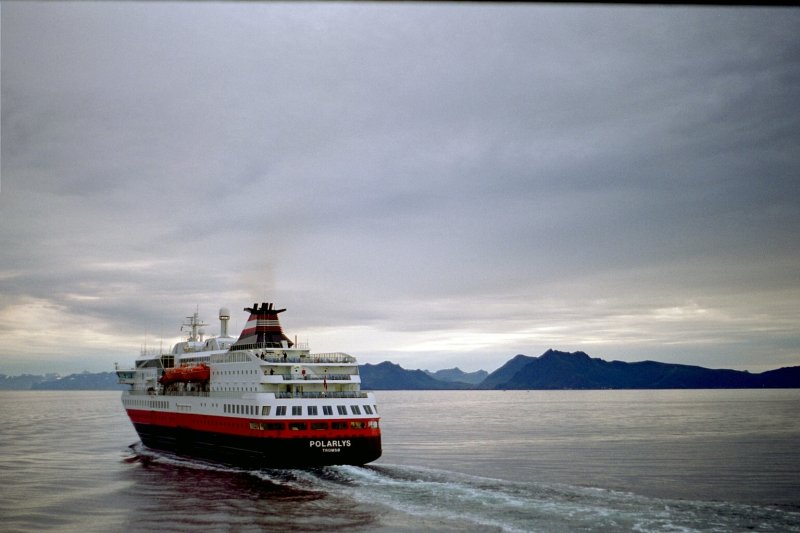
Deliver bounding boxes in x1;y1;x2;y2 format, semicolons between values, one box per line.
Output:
255;353;356;364
124;389;210;397
275;391;369;399
125;390;160;396
256;354;356;365
309;352;357;363
229;341;311;351
230;342;296;352
274;373;353;381
260;355;304;364
162;390;210;397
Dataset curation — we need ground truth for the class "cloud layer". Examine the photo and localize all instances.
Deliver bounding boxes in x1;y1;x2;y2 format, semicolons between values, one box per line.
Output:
2;4;799;374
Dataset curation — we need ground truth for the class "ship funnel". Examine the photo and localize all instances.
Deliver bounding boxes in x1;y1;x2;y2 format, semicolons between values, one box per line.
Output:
219;307;230;337
231;301;294;350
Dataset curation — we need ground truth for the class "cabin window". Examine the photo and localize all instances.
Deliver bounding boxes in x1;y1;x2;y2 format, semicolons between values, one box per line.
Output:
350;406;361;415
331;421;347;430
307;406;318;416
288;422;306;431
311;422;327;430
363;405;374;415
261;405;271;416
262;422;283;430
337;405;347;415
322;406;333;416
350;421;367;429
276;406;287;416
368;420;379;429
292;406;302;416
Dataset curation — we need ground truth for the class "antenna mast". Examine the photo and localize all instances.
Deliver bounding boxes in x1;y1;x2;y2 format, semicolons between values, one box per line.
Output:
181;307;209;342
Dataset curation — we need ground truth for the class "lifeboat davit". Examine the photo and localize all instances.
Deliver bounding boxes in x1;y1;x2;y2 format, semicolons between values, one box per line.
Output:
159;364;210;386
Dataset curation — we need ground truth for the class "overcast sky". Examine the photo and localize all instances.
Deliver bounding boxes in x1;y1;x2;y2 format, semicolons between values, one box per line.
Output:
2;3;799;376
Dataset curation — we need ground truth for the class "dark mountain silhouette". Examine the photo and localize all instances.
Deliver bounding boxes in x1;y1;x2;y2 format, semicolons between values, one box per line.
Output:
477;354;535;389
0;373;52;390
478;349;800;390
425;367;488;385
754;365;800;388
3;351;799;390
359;361;470;390
31;371;126;391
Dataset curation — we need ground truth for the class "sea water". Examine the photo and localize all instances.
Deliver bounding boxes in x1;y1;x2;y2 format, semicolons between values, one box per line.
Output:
0;389;798;532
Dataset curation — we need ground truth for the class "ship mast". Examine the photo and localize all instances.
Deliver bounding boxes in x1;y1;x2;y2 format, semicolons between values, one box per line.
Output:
181;308;209;342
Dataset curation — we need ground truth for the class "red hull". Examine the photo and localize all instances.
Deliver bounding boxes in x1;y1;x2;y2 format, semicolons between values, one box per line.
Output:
126;409;380;441
127;408;382;467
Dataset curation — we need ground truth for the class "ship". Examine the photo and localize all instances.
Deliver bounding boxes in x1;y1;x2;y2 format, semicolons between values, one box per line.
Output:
116;302;382;468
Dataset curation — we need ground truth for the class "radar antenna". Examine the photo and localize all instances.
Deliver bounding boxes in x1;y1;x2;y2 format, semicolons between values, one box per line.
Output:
181;307;209;342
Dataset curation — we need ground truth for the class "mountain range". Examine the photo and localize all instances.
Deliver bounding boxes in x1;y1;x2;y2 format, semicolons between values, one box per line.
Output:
0;371;126;391
3;350;799;390
475;349;800;390
424;367;489;385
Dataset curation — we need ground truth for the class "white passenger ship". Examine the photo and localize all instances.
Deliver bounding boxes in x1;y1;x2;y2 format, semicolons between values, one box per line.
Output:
116;302;382;467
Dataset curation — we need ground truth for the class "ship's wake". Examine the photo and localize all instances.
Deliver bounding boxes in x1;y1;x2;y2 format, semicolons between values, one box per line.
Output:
123;445;800;532
272;464;800;533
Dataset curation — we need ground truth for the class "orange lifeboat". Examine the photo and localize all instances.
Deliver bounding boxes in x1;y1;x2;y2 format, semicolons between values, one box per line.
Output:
159;364;210;385
185;364;210;382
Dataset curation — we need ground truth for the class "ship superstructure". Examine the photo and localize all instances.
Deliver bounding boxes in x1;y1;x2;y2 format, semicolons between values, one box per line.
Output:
117;302;381;467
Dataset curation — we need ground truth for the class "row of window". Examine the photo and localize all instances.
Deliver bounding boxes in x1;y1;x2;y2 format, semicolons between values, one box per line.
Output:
248;420;379;431
224;404;263;415
126;398;377;418
222;403;376;417
214;369;258;376
210;352;251;363
125;399;168;409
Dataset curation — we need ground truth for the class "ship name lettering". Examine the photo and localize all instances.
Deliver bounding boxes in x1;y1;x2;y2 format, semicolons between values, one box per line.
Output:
309;439;352;448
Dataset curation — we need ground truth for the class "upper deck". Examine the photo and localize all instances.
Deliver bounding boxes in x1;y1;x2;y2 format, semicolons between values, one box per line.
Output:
118;303;366;400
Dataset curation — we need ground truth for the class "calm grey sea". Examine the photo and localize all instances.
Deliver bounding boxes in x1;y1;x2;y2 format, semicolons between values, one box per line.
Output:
0;389;798;532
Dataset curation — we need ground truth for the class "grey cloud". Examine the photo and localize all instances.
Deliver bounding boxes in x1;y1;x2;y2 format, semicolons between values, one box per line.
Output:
1;3;799;374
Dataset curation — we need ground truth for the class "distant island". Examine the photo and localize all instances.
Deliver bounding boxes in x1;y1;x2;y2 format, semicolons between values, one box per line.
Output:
2;350;799;391
0;371;125;391
473;349;800;390
362;350;800;390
